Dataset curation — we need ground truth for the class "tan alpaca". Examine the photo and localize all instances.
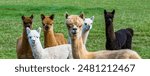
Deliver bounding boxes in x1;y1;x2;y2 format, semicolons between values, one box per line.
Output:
65;13;141;59
41;14;67;48
16;15;34;59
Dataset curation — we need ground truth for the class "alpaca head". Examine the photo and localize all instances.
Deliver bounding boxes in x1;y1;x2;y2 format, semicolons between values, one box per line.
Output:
83;16;94;32
26;27;41;47
41;14;54;31
104;9;115;23
22;15;33;29
65;13;84;39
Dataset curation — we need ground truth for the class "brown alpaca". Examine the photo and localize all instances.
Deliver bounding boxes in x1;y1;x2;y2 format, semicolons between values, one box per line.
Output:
41;14;67;48
65;13;141;59
16;15;34;59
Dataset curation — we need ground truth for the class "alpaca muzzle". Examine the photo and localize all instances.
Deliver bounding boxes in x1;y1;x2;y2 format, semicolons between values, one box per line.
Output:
44;25;49;30
108;18;112;22
32;40;35;44
25;24;31;28
72;28;77;34
86;25;91;30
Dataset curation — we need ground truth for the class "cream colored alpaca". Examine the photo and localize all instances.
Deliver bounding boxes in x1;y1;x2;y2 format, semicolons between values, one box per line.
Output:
68;16;94;45
26;27;72;59
65;13;141;59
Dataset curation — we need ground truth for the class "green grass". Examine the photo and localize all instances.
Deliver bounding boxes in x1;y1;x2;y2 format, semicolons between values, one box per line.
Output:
0;0;150;59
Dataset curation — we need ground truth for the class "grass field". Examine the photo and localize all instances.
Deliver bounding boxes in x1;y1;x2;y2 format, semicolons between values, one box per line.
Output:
0;0;150;59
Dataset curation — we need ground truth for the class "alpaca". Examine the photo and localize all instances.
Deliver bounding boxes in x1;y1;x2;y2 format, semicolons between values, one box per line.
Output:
104;10;134;50
16;15;34;59
82;16;94;45
65;13;141;59
68;16;94;45
41;14;67;48
26;27;72;59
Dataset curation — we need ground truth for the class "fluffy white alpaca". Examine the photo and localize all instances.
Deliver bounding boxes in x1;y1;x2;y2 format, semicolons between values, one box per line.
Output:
68;16;94;45
82;16;94;45
26;27;72;59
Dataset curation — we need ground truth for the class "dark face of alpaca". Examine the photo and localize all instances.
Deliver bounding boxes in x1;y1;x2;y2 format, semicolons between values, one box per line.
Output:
104;10;115;24
41;14;54;31
22;15;33;29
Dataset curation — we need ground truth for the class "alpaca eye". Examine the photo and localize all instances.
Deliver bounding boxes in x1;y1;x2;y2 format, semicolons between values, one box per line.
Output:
84;23;87;25
29;37;32;39
67;25;71;28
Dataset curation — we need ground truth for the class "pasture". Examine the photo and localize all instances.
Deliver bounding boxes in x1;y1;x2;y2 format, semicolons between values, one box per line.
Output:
0;0;150;58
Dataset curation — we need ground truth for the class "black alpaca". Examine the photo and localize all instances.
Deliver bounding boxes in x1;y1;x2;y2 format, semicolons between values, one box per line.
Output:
104;9;134;50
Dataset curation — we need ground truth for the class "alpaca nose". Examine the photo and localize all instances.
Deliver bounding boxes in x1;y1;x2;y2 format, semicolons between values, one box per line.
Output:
45;25;49;30
72;28;77;34
86;25;91;30
32;40;35;44
26;24;31;28
73;28;77;31
109;18;112;22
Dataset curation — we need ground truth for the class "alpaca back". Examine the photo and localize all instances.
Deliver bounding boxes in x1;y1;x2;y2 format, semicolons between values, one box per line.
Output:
94;49;141;59
115;29;133;49
55;33;67;45
43;44;72;59
126;28;134;36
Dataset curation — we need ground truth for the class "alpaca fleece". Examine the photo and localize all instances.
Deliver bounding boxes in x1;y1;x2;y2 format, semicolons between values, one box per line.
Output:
65;13;141;59
104;10;133;50
16;15;34;59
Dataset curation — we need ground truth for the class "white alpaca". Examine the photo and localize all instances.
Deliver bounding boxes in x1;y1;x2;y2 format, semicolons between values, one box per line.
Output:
82;16;94;45
26;27;72;59
68;16;94;45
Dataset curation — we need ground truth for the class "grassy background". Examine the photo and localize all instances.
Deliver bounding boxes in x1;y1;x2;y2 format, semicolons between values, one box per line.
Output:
0;0;150;58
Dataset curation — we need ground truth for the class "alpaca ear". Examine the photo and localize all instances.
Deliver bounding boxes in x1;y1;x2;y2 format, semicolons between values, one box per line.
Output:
90;16;94;21
65;12;69;19
79;12;84;19
41;14;45;20
50;14;54;20
104;10;107;15
112;10;115;14
30;14;33;19
22;15;25;20
37;27;41;35
26;27;31;34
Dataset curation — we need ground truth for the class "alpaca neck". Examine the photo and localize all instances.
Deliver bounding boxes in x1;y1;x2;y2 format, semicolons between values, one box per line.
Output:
71;36;88;59
22;29;30;56
31;39;43;58
44;27;58;48
105;21;116;41
22;28;28;44
82;30;90;45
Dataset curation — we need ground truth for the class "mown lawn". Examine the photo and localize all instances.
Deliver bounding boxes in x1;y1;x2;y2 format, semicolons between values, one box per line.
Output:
0;0;150;58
